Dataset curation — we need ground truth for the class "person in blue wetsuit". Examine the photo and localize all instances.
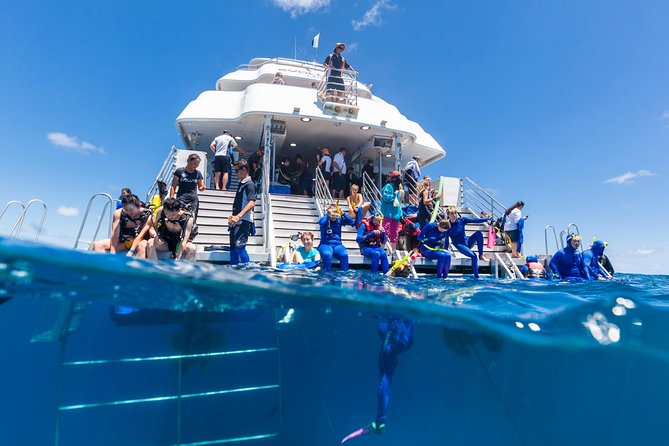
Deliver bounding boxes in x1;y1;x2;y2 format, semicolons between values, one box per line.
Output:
446;207;490;279
341;316;415;443
549;234;591;281
357;210;389;274
417;219;452;278
582;240;611;280
318;203;354;272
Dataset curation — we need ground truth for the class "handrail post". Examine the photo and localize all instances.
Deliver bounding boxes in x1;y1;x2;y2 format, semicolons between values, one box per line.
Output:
73;193;114;250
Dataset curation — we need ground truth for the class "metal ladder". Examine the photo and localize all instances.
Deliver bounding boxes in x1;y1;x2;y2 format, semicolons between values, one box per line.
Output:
1;199;48;242
73;193;114;250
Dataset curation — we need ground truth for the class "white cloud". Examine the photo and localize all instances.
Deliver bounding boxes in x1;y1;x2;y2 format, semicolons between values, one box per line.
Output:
352;0;397;31
660;111;669;120
57;206;80;217
271;0;329;18
604;169;655;185
347;42;359;52
629;247;656;256
47;132;106;155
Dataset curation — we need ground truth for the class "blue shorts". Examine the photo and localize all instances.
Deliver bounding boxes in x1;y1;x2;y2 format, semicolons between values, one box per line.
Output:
230;220;253;250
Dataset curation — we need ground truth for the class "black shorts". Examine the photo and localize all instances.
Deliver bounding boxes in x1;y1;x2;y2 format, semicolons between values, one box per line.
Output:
230;220;253;250
177;195;199;221
332;173;346;191
506;229;520;243
214;155;231;173
322;171;331;182
327;76;345;91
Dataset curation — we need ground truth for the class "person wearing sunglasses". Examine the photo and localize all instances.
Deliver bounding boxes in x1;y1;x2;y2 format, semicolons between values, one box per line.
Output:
324;42;354;102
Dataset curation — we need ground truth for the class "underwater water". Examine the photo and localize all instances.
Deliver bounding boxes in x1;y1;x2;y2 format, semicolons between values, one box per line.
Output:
1;236;669;446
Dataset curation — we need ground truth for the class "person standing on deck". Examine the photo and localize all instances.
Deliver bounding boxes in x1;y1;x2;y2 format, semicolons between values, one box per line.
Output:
170;153;205;222
324;43;354;102
210;130;243;191
227;160;256;265
380;171;404;251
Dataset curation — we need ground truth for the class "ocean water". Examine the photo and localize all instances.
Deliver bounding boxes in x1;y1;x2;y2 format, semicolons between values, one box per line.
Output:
1;236;669;446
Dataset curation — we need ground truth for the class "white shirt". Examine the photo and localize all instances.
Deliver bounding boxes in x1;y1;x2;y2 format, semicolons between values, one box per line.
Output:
320;155;332;173
504;208;522;231
333;152;347;174
211;134;237;157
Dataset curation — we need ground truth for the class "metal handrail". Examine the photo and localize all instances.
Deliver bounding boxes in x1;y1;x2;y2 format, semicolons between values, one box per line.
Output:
73;193;114;250
544;225;560;255
236;57;323;72
317;67;359;107
146;146;178;204
0;201;26;232
262;136;276;267
9;199;48;242
460;177;507;219
314;167;333;215
403;174;419;206
361;172;381;214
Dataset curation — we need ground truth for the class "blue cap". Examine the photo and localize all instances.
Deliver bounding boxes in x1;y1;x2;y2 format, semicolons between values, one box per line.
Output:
526;255;538;263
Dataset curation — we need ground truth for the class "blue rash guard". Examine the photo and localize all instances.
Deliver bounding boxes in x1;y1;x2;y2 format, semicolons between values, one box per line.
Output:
549;236;591;281
417;222;451;278
318;213;354;271
582;240;608;279
448;217;489;279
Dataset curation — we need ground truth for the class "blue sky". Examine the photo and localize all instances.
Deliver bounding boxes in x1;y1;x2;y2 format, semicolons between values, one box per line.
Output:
1;0;668;273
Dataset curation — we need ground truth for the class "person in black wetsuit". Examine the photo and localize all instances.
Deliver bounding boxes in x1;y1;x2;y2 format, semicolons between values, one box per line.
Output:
342;316;415;443
92;194;153;258
228;160;257;265
170;153;205;222
147;198;197;260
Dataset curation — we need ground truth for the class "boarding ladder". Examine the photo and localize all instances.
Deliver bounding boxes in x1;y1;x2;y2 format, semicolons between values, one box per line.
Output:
1;199;48;242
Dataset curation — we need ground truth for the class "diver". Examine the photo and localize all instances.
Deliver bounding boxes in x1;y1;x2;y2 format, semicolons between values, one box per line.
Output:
341;316;414;444
318;203;355;272
92;194;152;258
520;255;548;279
583;240;613;279
446;207;490;279
548;234;591;281
147;198;197;261
417;219;451;278
356;210;390;274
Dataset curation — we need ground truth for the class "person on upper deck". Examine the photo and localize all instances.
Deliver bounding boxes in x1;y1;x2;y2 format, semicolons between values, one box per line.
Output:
356;210;389;274
380;171;404;251
503;201;527;258
93;194;152;258
324;43;354;102
210;130;242;191
272;72;285;85
549;234;591;281
171;153;205;221
277;157;292;186
582;240;611;280
417;219;452;279
447;207;490;279
318;203;354;272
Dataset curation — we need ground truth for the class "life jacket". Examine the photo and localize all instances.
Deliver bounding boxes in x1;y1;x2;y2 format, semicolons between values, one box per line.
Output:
118;209;151;242
156;210;195;242
525;261;546;279
359;219;381;247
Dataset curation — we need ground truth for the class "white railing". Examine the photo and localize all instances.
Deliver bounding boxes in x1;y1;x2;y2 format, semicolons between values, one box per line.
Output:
460;177;507;220
0;201;26;233
317;67;359;107
403;174;419;206
361;172;382;214
146;146;178;205
262;129;277;267
544;225;560;255
314;167;333;216
236;57;323;72
73;193;114;250
8;199;48;242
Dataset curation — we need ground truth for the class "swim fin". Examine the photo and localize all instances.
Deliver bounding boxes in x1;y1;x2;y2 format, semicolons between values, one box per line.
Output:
341;422;385;443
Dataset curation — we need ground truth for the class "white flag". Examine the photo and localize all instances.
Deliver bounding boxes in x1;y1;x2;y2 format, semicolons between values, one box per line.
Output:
311;33;320;49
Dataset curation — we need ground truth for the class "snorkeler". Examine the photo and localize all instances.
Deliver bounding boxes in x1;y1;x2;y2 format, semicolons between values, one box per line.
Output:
341;316;414;444
417;219;451;278
356;210;389;274
92;194;152;258
446;207;490;279
549;234;591;281
318;203;355;272
520;255;548;279
582;239;612;279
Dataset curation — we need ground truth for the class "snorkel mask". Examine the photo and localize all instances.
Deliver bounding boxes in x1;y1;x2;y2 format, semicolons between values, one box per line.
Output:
328;201;343;219
371;210;384;226
290;232;302;241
